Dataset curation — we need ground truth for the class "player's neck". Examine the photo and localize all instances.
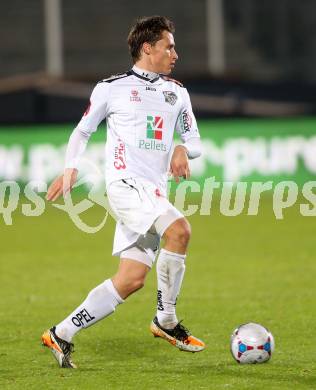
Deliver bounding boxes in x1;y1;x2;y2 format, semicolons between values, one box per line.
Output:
132;64;159;81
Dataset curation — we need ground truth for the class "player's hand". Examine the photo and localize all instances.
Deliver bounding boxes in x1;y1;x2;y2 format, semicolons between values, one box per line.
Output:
46;168;78;201
169;145;190;183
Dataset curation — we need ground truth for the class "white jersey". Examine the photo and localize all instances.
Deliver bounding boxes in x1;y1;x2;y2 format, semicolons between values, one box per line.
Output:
65;66;200;193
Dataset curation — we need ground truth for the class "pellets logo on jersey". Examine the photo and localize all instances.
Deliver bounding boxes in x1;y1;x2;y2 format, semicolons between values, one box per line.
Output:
146;116;163;140
138;115;167;151
163;91;178;106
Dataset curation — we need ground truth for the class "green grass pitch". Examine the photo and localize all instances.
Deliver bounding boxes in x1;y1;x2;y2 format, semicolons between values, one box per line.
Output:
1;194;316;389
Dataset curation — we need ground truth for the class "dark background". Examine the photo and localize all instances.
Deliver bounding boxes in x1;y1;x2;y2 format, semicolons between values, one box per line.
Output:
1;0;316;122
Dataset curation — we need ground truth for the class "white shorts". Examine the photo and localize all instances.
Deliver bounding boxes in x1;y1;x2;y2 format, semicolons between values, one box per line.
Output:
107;177;183;265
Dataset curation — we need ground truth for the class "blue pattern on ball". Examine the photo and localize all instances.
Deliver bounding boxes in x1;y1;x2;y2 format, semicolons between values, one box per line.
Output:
264;342;271;351
239;343;247;353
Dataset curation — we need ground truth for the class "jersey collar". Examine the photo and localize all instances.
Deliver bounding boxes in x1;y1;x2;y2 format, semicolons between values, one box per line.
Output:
131;65;160;83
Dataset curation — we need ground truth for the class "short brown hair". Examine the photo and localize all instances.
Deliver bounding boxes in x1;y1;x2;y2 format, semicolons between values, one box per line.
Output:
127;16;175;63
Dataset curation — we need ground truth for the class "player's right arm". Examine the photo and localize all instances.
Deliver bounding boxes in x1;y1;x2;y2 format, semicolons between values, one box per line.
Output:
46;83;109;201
46;168;78;201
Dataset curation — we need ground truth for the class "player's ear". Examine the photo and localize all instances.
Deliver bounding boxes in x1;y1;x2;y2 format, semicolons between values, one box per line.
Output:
142;42;152;56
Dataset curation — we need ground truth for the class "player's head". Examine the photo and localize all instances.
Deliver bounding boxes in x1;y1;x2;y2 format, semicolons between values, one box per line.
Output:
127;16;178;75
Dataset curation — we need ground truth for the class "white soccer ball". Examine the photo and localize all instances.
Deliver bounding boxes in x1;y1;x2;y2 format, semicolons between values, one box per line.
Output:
230;322;275;364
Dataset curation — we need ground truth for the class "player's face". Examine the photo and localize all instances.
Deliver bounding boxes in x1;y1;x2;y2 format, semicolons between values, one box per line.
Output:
150;31;178;74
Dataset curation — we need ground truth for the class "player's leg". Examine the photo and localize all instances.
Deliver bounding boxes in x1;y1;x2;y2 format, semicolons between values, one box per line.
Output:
156;217;190;328
112;257;151;299
54;258;150;339
107;178;204;351
150;216;205;352
42;251;150;368
163;216;191;254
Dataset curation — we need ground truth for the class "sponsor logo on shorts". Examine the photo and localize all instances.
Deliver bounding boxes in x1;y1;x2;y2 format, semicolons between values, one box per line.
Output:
155;188;162;197
72;308;95;327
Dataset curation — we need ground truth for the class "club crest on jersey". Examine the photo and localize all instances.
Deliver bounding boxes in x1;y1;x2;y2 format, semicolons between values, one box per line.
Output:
130;90;141;102
163;91;177;106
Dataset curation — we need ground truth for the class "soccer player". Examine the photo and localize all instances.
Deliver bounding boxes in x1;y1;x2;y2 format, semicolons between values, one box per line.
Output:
42;15;204;368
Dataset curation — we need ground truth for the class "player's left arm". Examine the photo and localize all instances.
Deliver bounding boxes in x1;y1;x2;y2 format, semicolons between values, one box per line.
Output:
170;88;202;182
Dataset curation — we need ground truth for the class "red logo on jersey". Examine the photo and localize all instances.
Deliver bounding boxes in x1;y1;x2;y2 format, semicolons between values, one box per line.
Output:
114;140;126;170
130;90;141;102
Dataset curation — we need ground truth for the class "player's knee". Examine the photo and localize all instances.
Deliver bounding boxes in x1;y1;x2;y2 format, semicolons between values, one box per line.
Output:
121;273;146;294
165;218;191;246
129;276;145;293
177;221;191;246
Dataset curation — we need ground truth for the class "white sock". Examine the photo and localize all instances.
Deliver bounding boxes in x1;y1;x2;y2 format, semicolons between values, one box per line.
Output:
156;248;186;329
55;279;124;342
